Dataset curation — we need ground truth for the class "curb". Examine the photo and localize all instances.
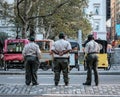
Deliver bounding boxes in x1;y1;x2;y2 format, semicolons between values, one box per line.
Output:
0;71;120;75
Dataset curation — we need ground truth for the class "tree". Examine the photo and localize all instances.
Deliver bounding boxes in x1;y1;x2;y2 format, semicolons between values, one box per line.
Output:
40;0;91;39
0;0;18;38
0;0;91;39
14;0;90;39
0;32;8;52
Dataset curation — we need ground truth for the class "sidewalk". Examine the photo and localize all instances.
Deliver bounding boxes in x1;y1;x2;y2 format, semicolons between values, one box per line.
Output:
0;64;120;75
0;64;120;96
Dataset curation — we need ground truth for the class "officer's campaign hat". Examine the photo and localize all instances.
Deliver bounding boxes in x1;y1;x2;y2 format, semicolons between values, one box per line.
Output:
59;32;65;38
29;36;35;41
87;34;94;41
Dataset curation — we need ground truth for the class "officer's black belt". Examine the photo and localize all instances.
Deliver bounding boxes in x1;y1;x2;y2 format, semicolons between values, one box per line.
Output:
54;57;69;59
88;52;98;55
26;55;36;57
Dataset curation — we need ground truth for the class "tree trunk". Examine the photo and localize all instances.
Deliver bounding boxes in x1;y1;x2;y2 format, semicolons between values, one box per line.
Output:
22;23;28;38
45;24;51;39
29;25;35;37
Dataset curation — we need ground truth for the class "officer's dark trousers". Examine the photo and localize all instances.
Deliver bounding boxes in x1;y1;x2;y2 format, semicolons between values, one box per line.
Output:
25;56;39;85
53;58;69;84
86;54;99;85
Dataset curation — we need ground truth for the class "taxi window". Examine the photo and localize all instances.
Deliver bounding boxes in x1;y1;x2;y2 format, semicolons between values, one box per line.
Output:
36;41;50;51
7;42;24;53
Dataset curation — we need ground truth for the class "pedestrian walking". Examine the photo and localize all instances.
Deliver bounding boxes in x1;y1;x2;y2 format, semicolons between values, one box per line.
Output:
83;34;100;86
51;32;72;86
22;36;41;86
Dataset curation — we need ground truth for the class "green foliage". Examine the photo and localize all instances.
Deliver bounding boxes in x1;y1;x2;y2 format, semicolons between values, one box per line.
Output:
1;0;91;39
40;0;91;39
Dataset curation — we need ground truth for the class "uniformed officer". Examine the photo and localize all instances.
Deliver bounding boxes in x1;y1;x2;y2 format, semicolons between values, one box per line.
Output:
83;34;100;86
51;32;72;86
22;36;41;86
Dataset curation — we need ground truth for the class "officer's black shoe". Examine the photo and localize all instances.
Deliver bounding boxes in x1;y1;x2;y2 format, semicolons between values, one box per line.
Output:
26;84;30;86
65;82;69;86
83;82;91;86
95;83;98;86
26;83;30;86
55;82;58;86
32;83;39;86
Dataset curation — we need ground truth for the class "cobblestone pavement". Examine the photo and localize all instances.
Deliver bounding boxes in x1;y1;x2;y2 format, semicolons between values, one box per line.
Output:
0;84;120;96
0;65;120;96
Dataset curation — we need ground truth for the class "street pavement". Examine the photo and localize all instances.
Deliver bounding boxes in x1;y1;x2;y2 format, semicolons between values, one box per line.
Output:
0;64;120;97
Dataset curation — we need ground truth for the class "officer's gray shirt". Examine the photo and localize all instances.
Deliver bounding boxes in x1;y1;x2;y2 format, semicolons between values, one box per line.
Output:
22;42;41;59
85;40;100;54
51;39;72;58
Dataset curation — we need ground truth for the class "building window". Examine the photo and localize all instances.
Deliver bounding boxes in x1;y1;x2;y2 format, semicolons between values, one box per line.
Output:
94;5;100;15
94;22;100;31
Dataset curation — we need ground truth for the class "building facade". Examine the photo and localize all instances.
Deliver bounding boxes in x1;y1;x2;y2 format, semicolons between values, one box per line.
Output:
106;0;111;42
111;0;120;41
85;0;107;40
111;0;116;40
106;0;111;21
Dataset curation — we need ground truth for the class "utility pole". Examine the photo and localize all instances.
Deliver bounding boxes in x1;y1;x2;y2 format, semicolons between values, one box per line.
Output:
78;30;82;52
